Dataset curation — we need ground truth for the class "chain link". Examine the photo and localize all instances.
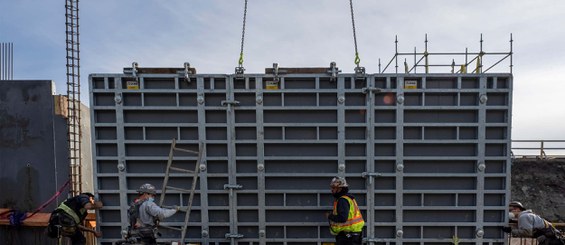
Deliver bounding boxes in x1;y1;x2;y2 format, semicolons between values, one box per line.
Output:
238;0;248;66
349;0;360;66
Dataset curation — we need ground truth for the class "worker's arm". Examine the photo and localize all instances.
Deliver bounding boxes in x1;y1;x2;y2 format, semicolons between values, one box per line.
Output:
78;224;102;237
327;198;350;223
511;214;534;237
84;201;103;210
146;202;177;220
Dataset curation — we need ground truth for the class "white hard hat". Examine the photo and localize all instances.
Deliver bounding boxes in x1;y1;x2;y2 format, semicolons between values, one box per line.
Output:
330;176;348;188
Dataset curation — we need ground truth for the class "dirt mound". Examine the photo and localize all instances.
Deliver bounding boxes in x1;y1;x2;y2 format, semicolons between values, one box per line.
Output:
511;159;565;222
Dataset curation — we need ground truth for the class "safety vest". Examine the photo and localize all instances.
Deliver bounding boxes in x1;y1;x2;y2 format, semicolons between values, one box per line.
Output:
329;195;364;235
57;202;85;224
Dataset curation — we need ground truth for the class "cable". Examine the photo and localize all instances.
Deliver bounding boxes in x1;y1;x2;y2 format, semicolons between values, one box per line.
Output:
238;0;248;67
349;0;361;67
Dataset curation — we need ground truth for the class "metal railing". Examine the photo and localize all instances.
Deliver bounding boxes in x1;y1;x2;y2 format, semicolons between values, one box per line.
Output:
511;140;565;159
378;34;513;74
508;223;565;244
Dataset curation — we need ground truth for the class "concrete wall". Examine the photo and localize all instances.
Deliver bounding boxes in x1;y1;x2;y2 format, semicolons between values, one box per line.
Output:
0;80;69;212
0;80;69;245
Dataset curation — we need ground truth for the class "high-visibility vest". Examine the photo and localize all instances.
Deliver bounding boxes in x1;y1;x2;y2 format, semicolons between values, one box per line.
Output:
57;202;86;224
329;195;364;235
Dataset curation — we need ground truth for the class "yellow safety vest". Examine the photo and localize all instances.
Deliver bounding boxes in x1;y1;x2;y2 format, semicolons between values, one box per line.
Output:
329;195;364;235
57;202;86;224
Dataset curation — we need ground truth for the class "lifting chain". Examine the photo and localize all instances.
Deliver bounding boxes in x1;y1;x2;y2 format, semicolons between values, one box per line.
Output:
348;0;365;77
236;0;248;75
349;0;360;66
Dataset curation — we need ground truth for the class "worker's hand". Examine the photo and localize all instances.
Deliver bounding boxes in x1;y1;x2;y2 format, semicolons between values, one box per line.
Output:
94;230;102;238
501;227;512;233
94;201;103;208
174;205;181;211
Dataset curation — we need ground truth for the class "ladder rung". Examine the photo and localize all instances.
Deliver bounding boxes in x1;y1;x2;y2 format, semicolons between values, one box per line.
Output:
159;225;182;231
173;147;199;155
165;186;192;193
169;166;195;174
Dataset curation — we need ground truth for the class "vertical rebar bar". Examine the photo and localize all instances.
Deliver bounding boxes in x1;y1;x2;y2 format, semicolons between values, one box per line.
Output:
0;43;14;80
66;0;82;196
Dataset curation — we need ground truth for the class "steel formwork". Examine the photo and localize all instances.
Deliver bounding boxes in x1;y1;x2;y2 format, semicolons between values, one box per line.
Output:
90;70;512;245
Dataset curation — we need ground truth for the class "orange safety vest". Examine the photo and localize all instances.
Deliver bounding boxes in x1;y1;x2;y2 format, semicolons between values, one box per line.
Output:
329;195;364;235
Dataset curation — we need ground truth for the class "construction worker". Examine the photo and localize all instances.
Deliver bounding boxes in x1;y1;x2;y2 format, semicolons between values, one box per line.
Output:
46;192;103;245
130;183;179;245
502;201;563;245
326;176;364;245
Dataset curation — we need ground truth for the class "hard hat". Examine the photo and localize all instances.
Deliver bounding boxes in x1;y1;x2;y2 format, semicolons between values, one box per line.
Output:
137;183;156;194
330;176;348;188
81;192;95;198
509;201;526;210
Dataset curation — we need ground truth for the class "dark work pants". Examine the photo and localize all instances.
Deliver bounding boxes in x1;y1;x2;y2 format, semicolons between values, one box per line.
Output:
140;236;157;245
69;229;86;245
336;233;362;245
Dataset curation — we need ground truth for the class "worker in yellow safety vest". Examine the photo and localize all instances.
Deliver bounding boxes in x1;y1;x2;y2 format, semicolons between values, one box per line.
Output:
47;192;103;245
326;176;364;245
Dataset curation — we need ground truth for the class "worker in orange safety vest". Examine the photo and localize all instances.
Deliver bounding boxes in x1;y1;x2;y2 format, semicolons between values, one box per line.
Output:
326;176;364;245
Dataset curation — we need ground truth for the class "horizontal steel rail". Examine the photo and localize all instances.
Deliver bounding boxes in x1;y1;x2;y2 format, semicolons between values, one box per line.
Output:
511;140;565;159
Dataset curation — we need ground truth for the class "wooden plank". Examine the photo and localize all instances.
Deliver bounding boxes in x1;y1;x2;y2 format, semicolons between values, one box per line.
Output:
0;208;51;227
124;67;197;74
265;67;330;74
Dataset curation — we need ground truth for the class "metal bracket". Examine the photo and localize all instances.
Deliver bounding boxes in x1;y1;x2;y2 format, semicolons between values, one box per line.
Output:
272;63;280;83
365;237;387;243
132;62;138;77
221;100;240;107
362;172;382;185
183;62;193;83
223;184;243;190
361;172;382;178
354;65;366;78
225;233;244;239
235;66;245;79
361;87;381;94
327;62;341;82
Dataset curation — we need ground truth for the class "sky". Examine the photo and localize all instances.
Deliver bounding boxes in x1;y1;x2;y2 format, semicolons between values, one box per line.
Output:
1;0;564;153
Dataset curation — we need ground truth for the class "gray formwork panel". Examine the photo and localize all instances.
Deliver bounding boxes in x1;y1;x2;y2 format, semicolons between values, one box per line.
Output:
89;72;512;245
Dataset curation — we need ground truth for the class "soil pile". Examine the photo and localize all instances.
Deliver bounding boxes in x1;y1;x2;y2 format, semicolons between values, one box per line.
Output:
511;159;565;222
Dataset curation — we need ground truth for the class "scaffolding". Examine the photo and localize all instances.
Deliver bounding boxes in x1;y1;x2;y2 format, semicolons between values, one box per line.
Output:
65;0;82;196
379;34;513;74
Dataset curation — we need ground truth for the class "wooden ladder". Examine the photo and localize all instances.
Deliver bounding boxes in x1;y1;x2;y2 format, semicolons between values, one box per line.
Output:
158;139;203;243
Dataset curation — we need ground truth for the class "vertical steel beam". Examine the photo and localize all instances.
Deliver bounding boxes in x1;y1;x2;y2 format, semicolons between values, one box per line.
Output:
115;76;129;228
226;76;239;244
365;75;376;243
197;76;210;244
255;76;267;245
395;76;405;244
475;76;487;245
337;76;346;177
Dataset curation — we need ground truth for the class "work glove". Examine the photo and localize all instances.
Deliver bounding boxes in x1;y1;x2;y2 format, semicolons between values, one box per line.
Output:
501;227;512;233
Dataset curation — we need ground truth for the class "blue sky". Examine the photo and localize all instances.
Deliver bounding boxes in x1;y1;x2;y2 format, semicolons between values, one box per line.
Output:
2;0;565;147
